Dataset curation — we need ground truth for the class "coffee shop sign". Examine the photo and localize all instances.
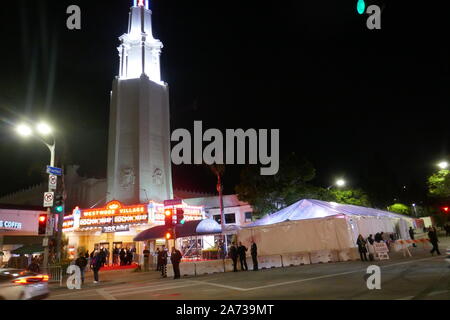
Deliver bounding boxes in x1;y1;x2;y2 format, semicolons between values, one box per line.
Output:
0;220;23;230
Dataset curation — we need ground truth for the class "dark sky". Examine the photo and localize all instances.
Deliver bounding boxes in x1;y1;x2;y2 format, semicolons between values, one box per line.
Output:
0;0;449;206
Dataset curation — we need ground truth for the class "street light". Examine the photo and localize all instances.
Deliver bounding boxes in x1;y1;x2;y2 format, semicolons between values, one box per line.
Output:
437;161;448;170
15;121;56;271
16;124;33;137
328;179;346;190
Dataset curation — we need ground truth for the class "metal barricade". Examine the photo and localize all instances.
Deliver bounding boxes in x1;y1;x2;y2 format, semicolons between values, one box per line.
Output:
47;265;63;286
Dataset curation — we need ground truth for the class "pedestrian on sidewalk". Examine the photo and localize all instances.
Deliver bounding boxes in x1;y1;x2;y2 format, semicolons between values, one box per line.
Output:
156;248;162;271
367;234;374;245
75;253;88;284
357;234;368;261
445;224;450;237
171;247;182;279
90;251;102;283
409;227;417;247
161;247;168;278
251;240;258;271
143;246;150;271
119;248;126;266
126;248;133;265
238;242;248;271
229;243;238;272
428;227;441;256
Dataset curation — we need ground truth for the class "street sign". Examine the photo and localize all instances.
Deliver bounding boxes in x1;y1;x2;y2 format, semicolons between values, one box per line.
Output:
164;199;183;207
46;166;63;176
42;238;49;247
43;192;54;207
48;175;57;190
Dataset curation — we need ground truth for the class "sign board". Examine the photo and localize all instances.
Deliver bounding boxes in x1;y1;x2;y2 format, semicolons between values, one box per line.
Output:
373;241;390;260
42;238;49;247
46;216;54;236
46;166;63;176
102;225;130;233
164;199;183;207
48;175;57;190
0;220;22;231
43;192;54;207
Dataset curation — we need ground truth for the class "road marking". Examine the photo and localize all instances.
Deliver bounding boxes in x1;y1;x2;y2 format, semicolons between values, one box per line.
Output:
396;296;415;300
103;280;194;294
187;280;248;291
427;290;450;297
111;283;203;297
96;289;117;300
189;256;443;292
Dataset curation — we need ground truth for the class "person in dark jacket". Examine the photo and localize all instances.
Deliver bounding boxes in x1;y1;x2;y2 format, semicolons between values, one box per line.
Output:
237;242;248;271
356;234;368;261
126;248;133;265
75;254;88;284
90;251;103;283
409;227;417;247
113;246;119;265
27;258;40;273
119;248;126;266
229;244;238;272
367;234;374;245
156;248;162;271
250;240;258;271
171;247;182;279
160;247;168;278
428;227;441;255
374;232;382;243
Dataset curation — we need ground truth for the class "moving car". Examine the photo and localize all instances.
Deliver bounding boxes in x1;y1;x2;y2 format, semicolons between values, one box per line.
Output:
0;268;49;300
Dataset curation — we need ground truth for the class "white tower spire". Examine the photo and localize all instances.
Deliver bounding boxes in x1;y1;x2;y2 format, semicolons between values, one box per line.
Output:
118;0;163;84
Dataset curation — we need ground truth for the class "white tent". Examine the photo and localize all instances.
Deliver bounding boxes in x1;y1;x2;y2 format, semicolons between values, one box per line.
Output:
238;199;414;256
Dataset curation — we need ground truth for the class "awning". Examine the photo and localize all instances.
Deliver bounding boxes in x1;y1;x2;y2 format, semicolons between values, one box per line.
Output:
134;219;222;241
10;244;44;255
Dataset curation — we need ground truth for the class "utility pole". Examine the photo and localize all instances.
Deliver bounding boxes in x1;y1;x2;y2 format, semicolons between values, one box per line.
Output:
55;167;66;262
42;143;56;272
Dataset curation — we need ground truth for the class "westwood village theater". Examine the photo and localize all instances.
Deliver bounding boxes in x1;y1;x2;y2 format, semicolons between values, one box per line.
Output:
62;200;205;262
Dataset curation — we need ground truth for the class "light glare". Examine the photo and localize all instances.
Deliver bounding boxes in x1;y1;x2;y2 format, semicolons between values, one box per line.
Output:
336;179;346;187
438;161;448;169
16;124;32;137
37;123;52;135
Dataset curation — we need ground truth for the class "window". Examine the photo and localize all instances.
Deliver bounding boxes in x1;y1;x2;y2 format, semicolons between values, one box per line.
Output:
225;213;236;224
245;212;253;222
213;215;221;224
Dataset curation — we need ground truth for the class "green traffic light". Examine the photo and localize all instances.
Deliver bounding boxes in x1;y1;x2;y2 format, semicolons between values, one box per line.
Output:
56;206;64;213
180;219;185;225
357;0;365;15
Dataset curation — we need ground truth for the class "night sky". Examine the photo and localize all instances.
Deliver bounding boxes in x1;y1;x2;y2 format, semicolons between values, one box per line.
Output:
0;0;449;206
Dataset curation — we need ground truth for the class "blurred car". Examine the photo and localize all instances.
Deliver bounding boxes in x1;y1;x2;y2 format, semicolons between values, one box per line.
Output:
0;268;49;300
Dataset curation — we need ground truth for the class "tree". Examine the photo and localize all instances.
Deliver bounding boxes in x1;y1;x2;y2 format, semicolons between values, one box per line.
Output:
235;153;317;218
387;203;411;215
427;170;450;199
329;188;371;207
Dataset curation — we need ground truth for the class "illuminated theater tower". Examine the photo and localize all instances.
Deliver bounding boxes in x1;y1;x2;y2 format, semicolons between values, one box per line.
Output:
106;0;173;204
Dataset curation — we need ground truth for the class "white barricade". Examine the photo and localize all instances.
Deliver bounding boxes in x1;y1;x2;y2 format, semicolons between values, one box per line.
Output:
224;259;235;272
338;248;359;262
195;260;225;275
310;250;335;264
166;261;196;277
258;255;283;269
281;252;311;267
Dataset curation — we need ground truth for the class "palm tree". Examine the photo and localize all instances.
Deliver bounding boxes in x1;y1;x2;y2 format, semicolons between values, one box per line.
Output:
208;164;226;249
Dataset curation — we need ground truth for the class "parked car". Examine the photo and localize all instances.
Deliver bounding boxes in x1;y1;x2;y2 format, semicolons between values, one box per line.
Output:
0;268;49;300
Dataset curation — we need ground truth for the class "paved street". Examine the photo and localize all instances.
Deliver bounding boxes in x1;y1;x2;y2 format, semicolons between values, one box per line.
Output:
47;241;450;300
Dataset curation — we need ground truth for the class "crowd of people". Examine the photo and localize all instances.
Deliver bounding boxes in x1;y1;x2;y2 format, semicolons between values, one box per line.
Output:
356;226;444;261
228;240;258;272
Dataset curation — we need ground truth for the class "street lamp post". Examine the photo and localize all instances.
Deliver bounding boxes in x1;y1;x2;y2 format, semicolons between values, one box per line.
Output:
327;179;346;190
16;123;55;272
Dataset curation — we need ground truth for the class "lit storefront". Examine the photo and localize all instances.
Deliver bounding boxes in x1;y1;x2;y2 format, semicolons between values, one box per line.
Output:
62;200;204;261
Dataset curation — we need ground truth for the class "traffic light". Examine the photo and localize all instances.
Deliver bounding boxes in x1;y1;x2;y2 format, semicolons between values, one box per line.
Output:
357;0;365;14
176;208;185;225
38;214;47;235
53;193;64;214
165;229;174;240
164;208;174;227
